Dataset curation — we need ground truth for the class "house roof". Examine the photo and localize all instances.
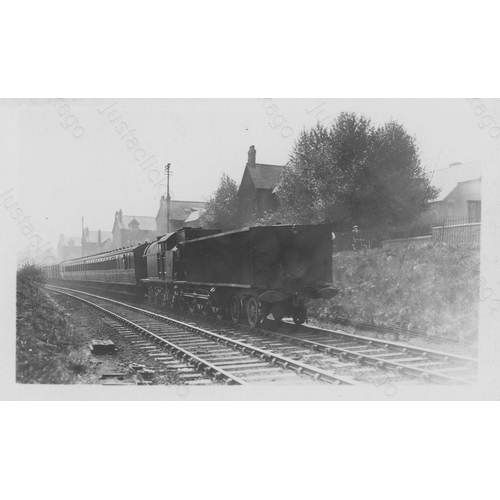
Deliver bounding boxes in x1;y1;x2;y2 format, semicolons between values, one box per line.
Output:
429;161;482;202
83;230;112;243
168;200;206;221
115;215;157;231
58;235;82;247
184;209;205;223
243;163;285;190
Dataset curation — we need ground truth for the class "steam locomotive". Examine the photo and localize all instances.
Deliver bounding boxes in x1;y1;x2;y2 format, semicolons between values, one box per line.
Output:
47;224;337;327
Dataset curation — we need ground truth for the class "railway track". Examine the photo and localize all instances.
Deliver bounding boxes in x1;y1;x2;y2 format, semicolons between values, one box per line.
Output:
46;283;477;386
224;321;478;385
46;285;359;386
135;288;477;385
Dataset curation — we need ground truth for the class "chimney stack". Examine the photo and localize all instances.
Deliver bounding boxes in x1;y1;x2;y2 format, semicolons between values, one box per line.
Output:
248;145;256;168
118;209;123;222
98;229;101;245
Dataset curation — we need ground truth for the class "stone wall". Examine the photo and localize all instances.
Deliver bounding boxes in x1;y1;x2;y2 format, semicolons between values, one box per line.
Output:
382;235;432;249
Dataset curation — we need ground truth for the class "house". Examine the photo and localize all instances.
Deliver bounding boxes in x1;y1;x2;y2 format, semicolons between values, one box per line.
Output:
112;210;158;248
58;235;83;262
156;196;206;233
182;209;205;228
58;228;113;261
82;228;113;256
238;145;284;224
426;161;482;223
112;198;206;249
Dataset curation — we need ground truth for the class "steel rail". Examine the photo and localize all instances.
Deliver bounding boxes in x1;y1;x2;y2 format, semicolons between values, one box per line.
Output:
322;315;460;346
46;285;359;386
257;328;475;384
49;288;247;385
276;321;478;367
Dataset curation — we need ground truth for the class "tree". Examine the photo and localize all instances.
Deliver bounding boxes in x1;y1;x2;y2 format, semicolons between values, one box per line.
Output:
270;113;438;230
199;173;243;231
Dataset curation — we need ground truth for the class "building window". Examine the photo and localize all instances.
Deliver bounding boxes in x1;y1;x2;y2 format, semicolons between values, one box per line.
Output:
468;201;481;223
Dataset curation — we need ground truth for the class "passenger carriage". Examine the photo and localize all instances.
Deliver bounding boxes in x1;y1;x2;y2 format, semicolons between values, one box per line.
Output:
59;244;148;289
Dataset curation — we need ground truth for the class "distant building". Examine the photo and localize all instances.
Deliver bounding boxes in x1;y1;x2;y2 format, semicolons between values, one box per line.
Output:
426;161;482;222
112;210;158;249
238;145;284;224
182;209;205;228
112;198;206;249
58;228;112;261
156;196;206;233
58;235;82;262
82;228;113;256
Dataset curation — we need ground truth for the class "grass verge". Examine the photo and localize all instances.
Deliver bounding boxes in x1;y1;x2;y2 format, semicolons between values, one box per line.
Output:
308;243;480;342
16;262;87;383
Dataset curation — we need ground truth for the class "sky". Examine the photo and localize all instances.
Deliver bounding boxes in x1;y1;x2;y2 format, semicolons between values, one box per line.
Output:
3;97;497;257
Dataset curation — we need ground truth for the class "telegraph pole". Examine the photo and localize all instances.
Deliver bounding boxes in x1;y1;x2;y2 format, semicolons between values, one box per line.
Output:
164;163;172;233
81;216;84;257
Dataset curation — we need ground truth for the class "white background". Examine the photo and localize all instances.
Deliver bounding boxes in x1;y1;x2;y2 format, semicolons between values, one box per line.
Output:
1;1;500;499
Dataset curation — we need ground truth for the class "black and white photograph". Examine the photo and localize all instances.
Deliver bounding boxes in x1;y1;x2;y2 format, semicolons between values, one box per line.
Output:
3;97;498;397
2;3;500;500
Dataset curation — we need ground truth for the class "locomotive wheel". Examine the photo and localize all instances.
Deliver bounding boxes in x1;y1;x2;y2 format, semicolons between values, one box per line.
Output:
196;299;205;314
246;296;261;328
230;295;242;324
201;301;209;316
161;289;172;309
177;295;187;310
292;309;307;325
172;294;181;309
212;305;225;320
165;289;174;309
188;298;197;313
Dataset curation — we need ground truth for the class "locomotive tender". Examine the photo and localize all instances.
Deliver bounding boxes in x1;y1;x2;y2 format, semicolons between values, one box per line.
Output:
52;224;337;328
